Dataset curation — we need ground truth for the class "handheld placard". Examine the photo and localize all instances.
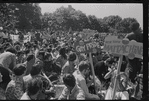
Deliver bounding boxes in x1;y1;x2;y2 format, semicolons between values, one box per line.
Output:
103;35;143;100
74;37;101;95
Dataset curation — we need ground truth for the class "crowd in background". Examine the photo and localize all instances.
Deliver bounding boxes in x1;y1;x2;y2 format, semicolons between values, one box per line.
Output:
0;22;145;100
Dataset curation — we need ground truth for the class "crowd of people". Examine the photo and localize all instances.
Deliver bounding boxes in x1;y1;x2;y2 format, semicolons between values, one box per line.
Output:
0;22;144;100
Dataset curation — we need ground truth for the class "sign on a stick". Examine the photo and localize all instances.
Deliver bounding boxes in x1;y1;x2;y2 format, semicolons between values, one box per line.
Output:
103;35;143;59
74;40;101;54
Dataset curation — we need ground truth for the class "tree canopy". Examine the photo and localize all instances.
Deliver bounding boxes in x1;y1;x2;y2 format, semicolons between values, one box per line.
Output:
0;3;141;34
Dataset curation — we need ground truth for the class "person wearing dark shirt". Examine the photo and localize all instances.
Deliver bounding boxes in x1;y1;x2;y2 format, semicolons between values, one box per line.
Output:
125;22;143;83
23;54;35;76
35;51;44;67
43;52;61;82
55;47;67;68
94;57;115;83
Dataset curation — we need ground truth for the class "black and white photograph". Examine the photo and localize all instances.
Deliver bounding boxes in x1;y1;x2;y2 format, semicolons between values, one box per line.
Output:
0;3;144;100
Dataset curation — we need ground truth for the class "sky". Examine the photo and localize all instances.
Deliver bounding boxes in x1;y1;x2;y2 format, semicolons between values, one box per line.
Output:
39;3;143;29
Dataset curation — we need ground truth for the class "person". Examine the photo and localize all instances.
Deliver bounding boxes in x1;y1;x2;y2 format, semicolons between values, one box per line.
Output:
61;52;77;76
104;63;129;100
0;45;4;54
73;61;100;100
125;22;143;43
35;51;44;67
5;64;26;100
125;22;143;83
0;72;6;100
43;52;54;76
95;51;103;61
20;77;43;100
22;49;30;63
23;54;35;75
58;73;85;100
51;48;59;60
0;47;17;90
23;63;49;90
55;47;67;68
43;52;61;82
16;51;24;64
0;47;17;74
23;63;54;100
94;57;115;83
85;53;98;66
133;74;143;100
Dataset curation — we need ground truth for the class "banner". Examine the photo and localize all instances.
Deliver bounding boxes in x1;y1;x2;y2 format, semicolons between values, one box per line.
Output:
10;34;31;43
103;35;143;59
24;35;31;43
10;34;19;42
80;29;98;40
74;40;101;54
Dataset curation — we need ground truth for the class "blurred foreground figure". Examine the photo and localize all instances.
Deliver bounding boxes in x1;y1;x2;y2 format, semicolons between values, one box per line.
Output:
125;22;143;83
58;73;85;100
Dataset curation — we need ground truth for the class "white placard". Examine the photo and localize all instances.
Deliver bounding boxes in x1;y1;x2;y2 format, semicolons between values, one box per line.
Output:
103;35;143;59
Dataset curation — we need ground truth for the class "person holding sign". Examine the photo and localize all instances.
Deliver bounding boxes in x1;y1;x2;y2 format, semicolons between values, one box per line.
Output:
73;61;100;100
125;22;143;83
94;57;114;83
104;61;129;100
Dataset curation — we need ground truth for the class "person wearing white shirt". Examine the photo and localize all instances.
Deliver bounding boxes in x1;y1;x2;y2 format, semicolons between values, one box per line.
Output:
58;74;85;100
73;61;100;100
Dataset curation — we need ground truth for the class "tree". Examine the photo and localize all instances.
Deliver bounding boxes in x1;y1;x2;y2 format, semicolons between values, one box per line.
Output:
115;17;138;33
0;3;18;32
40;4;140;35
52;5;89;31
11;3;42;32
103;15;122;33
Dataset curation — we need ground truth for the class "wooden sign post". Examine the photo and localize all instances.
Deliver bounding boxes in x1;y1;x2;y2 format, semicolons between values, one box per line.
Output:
74;39;101;94
89;52;98;94
103;35;143;100
112;55;123;99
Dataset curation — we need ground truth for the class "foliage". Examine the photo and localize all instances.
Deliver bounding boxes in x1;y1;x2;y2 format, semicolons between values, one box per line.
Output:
0;3;42;32
12;3;42;31
115;18;138;33
0;3;18;31
41;5;140;35
1;3;141;35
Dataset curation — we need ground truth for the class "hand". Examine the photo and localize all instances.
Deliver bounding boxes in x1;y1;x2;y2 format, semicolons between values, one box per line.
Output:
45;86;56;94
97;92;105;100
111;66;116;71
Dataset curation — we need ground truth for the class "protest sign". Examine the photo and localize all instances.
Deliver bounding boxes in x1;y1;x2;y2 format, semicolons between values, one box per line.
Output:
74;38;101;94
103;35;143;99
74;40;101;54
103;35;143;59
24;35;31;43
10;34;19;43
82;29;98;39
